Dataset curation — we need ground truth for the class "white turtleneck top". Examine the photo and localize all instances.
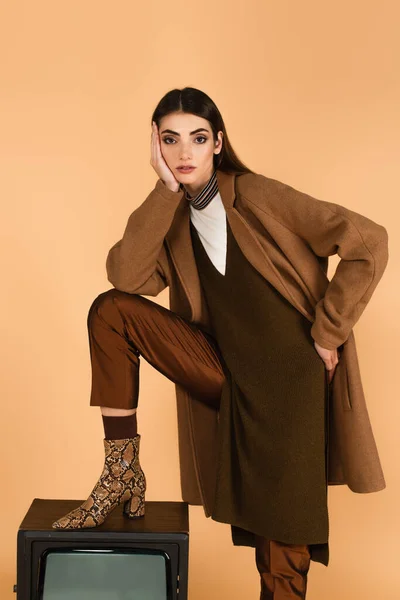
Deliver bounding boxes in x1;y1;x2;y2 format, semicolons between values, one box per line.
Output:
181;169;227;276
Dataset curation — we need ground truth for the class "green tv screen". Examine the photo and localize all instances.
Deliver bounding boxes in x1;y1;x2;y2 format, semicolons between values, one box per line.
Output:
41;550;168;600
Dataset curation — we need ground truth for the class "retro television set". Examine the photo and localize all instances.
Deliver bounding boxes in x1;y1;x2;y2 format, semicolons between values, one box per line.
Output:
15;498;189;600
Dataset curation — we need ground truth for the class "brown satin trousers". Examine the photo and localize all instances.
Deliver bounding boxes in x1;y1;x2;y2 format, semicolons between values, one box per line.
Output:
88;288;311;599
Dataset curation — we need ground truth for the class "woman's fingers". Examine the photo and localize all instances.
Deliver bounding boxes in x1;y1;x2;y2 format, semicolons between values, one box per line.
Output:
326;365;337;384
314;341;340;384
150;122;179;188
150;122;158;166
325;349;339;383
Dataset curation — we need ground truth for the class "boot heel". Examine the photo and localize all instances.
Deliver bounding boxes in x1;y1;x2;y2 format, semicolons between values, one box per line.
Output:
123;491;145;518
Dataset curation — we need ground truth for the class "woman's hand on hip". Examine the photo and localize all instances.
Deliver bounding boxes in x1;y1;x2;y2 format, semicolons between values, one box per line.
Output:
314;341;339;384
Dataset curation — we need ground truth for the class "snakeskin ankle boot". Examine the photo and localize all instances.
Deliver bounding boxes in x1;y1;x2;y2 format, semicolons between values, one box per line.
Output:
52;434;146;529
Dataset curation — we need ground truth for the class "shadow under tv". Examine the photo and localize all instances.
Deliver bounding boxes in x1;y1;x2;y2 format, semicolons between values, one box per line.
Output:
15;498;189;600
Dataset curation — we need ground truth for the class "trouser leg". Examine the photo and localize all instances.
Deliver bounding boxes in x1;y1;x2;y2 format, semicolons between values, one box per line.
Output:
255;535;311;599
87;288;225;410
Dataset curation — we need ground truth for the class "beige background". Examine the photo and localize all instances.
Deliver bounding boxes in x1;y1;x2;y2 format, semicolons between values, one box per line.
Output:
1;1;399;598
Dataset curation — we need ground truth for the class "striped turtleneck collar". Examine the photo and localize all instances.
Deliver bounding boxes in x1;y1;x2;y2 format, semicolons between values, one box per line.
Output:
179;169;219;210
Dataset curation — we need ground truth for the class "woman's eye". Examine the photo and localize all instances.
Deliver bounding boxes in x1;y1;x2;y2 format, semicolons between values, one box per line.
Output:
162;136;207;144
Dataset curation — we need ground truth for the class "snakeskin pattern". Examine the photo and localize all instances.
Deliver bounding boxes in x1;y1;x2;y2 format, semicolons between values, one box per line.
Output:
52;435;146;529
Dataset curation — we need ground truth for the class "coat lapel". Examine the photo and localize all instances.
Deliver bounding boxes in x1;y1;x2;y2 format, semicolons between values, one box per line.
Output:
164;193;204;323
165;169;314;325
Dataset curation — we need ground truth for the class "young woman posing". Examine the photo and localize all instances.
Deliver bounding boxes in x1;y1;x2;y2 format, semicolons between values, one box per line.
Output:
51;87;388;599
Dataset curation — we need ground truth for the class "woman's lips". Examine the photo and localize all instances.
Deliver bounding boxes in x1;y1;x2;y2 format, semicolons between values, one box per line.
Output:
177;167;196;173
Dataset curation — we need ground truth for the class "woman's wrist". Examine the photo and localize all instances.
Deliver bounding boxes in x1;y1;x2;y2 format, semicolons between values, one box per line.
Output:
162;179;180;193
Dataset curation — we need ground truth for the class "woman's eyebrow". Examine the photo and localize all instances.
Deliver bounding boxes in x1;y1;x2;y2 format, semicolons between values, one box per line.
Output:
160;128;210;136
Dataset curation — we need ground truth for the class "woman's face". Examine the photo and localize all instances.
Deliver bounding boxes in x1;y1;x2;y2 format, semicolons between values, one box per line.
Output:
158;112;223;195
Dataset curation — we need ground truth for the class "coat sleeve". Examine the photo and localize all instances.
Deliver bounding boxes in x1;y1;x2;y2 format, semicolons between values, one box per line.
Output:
249;174;389;350
106;178;184;296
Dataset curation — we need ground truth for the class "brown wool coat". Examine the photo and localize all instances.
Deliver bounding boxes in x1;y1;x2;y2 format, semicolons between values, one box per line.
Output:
106;169;389;519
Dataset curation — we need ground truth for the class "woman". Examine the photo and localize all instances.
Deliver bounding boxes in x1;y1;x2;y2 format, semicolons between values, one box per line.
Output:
52;87;388;599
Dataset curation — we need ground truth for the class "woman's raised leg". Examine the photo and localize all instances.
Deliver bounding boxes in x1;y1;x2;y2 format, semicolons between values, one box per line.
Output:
52;287;225;530
88;288;225;411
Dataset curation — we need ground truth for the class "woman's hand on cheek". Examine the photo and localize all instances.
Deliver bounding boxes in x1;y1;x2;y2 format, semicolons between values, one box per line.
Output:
314;341;339;384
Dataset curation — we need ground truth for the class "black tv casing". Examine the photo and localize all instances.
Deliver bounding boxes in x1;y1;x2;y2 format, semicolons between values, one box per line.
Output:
16;498;189;600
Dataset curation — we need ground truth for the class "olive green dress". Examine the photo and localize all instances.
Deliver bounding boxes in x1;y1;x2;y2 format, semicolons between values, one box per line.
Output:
189;216;330;567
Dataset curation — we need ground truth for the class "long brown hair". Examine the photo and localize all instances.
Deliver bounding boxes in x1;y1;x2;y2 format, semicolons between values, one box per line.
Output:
151;87;255;175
